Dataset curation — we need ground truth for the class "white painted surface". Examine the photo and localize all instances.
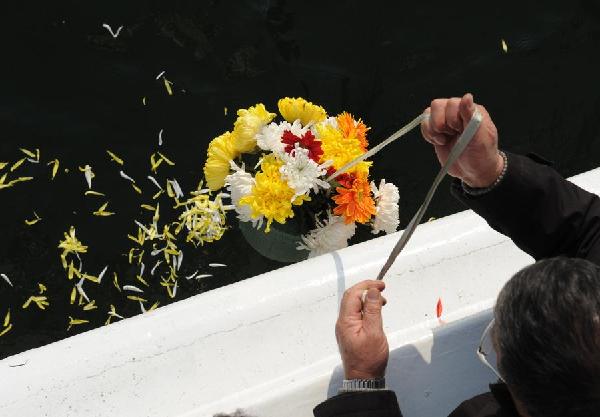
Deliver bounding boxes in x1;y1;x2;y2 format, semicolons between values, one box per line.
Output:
1;167;599;417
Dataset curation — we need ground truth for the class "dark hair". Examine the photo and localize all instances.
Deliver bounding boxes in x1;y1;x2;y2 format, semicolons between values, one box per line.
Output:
495;257;600;417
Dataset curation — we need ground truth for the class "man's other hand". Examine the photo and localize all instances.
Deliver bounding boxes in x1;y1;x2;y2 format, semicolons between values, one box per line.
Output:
420;93;504;188
335;280;389;380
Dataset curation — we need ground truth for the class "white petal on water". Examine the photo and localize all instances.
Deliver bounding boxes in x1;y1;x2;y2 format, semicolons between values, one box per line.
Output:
151;248;163;257
139;301;146;313
172;280;178;298
209;263;227;267
134;220;151;235
140;262;145;277
120;170;135;183
158;129;164;146
155;71;165;80
102;23;123;38
1;273;12;287
147;175;163;191
168;179;184;198
176;251;183;271
185;271;198;280
83;166;93;189
97;266;108;284
26;158;40;164
123;285;144;293
195;274;213;280
76;278;90;303
151;260;162;275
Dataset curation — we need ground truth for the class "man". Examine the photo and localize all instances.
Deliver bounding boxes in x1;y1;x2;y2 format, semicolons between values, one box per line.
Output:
313;94;600;417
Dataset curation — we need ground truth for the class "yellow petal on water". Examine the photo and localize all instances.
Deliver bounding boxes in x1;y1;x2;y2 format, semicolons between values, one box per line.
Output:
157;152;174;166
47;159;60;180
132;183;142;194
149;301;160;311
127;295;147;303
67;261;82;280
141;204;155;211
67;316;89;331
0;324;12;337
38;283;47;294
10;158;26;172
93;201;115;216
113;272;121;291
224;107;228;116
136;274;149;287
70;286;77;304
501;38;508;53
142;97;147;106
0;176;34;190
166;180;175;198
81;273;99;283
163;77;173;96
0;162;8;171
3;309;10;327
20;148;36;158
25;211;42;226
22;297;33;309
85;190;105;197
22;295;49;310
150;153;164;173
106;150;124;165
83;300;97;311
152;190;164;200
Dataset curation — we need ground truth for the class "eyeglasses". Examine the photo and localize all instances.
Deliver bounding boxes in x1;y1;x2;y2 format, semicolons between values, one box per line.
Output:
476;318;505;382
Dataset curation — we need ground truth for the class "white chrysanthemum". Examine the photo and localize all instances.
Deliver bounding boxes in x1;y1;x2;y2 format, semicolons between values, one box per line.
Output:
297;213;356;257
371;179;400;234
225;161;262;227
256;120;308;153
279;144;331;199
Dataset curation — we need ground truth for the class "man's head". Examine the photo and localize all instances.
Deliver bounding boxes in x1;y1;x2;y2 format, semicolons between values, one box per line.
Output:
494;257;600;417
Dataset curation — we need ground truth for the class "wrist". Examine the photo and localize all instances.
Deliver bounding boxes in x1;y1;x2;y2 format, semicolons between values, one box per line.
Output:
344;369;386;380
462;152;505;188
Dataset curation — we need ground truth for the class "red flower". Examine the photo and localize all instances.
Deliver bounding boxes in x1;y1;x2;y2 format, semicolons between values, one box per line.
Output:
281;130;323;162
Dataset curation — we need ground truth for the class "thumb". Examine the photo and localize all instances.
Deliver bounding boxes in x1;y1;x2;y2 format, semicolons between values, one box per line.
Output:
459;93;476;126
363;288;383;331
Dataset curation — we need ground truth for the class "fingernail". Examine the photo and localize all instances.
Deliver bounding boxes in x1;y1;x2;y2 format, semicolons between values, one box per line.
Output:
367;288;379;301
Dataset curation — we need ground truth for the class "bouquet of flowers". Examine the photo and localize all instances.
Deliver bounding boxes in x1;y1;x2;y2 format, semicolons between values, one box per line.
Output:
203;97;400;258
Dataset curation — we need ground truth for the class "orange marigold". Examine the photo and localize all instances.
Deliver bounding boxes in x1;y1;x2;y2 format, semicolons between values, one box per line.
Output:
336;112;369;150
333;173;376;224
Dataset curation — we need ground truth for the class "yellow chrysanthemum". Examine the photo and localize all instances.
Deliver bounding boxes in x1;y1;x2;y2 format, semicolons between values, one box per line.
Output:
232;103;276;154
316;122;371;176
278;97;327;126
239;154;309;232
204;131;239;191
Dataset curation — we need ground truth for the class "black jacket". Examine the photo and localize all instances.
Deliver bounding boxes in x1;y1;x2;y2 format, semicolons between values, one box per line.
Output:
314;152;600;417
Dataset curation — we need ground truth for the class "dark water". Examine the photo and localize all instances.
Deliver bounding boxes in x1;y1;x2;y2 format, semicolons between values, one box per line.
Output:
1;0;599;359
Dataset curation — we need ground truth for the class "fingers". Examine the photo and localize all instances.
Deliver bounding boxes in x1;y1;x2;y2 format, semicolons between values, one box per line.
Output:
362;288;384;332
340;280;385;319
445;98;462;132
421;94;479;146
421;100;452;146
459;93;476;126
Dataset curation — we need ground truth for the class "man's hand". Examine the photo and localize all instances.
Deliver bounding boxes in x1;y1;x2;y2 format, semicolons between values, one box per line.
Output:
420;93;504;188
335;280;389;380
